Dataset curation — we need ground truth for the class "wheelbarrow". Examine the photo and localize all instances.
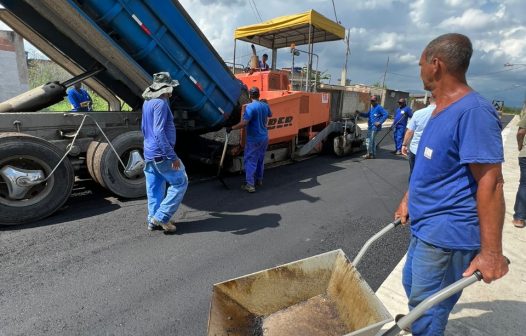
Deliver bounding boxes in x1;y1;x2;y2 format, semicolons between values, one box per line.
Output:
207;219;503;336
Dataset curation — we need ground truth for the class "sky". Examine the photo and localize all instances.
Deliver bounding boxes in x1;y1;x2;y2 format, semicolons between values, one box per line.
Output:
1;1;525;107
178;0;526;107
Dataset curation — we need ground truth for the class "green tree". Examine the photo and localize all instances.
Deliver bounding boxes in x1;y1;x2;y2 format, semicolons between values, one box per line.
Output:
27;56;113;111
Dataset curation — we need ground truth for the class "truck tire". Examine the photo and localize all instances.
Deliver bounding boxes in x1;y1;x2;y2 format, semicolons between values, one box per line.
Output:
86;130;123;187
87;131;146;198
0;133;74;225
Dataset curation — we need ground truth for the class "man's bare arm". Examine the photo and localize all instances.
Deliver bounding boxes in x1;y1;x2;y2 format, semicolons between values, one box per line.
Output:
517;127;526;151
463;163;509;283
394;191;409;225
401;129;414;156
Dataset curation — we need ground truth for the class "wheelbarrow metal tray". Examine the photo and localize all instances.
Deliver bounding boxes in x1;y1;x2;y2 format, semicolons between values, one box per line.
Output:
208;249;392;336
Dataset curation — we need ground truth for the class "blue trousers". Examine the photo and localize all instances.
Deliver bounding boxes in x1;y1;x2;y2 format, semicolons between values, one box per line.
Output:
513;157;526;220
366;129;378;156
408;150;416;182
402;235;477;336
244;139;268;186
394;126;406;151
143;159;188;224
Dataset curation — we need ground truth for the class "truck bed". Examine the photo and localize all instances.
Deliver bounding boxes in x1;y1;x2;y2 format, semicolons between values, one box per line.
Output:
0;0;243;130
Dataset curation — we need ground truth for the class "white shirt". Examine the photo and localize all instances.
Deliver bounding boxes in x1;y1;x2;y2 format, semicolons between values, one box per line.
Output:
407;104;435;154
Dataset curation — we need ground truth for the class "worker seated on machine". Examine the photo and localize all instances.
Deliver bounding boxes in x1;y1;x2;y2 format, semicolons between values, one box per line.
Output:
246;53;270;74
258;54;270;71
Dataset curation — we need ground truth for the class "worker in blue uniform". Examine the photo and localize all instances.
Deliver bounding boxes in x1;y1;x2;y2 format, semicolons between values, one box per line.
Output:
395;33;508;336
393;98;412;155
226;86;272;193
141;72;187;234
355;95;388;159
259;54;270;71
67;82;93;112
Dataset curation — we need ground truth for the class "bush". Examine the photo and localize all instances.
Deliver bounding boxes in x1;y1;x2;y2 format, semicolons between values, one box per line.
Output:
28;58;131;112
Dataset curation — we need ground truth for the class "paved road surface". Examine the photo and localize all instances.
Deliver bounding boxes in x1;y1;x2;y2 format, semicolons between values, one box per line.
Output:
0;115;512;335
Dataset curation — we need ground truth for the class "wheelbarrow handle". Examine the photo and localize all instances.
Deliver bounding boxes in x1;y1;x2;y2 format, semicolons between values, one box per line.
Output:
352;218;402;266
379;258;510;336
218;131;229;170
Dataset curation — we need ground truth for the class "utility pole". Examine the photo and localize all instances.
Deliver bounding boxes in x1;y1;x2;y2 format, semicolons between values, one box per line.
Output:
382;56;389;88
340;29;350;86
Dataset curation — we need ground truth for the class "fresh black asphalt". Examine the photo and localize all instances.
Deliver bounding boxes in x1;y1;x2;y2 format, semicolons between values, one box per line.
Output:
0;115;512;335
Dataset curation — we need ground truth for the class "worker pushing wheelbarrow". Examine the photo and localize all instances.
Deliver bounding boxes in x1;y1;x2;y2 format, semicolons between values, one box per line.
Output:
207;219;509;336
208;33;510;336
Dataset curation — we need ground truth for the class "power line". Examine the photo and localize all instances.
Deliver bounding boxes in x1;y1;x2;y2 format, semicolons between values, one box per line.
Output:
470;65;526;78
387;71;420;79
331;0;340;24
249;0;262;22
479;83;524;94
247;0;258;22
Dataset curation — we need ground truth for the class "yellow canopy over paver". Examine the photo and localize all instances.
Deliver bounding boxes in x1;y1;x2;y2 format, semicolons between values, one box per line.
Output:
234;10;345;49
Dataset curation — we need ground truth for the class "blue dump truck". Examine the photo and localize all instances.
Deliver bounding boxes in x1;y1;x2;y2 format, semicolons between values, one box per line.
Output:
0;0;249;225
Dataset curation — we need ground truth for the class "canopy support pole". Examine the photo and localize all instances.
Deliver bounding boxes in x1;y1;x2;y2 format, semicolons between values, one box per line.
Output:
233;39;237;72
306;24;313;92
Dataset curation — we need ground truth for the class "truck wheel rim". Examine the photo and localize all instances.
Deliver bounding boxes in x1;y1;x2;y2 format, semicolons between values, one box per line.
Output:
0;156;54;207
118;148;145;182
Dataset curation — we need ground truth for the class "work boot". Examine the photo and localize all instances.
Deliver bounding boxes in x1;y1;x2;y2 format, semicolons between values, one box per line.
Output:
241;183;256;193
150;218;177;234
395;151;402;155
512;219;525;228
148;222;162;231
256;180;263;187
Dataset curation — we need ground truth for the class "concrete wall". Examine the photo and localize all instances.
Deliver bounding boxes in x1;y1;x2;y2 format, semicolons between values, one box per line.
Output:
318;85;372;120
320;84;410;119
0;30;29;102
370;88;410;116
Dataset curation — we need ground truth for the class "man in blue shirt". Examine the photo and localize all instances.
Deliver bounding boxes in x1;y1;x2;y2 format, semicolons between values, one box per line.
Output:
401;96;435;178
67;82;92;112
394;34;508;336
259;54;270;71
355;95;388;159
392;98;412;155
141;72;187;234
227;86;272;193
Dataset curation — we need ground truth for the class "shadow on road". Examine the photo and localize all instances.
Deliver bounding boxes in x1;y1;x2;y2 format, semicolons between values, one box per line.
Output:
176;212;281;235
0;180;126;231
183;156;348;213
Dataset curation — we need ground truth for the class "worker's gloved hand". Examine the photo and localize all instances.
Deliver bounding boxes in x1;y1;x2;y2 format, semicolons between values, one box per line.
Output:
225;127;232;134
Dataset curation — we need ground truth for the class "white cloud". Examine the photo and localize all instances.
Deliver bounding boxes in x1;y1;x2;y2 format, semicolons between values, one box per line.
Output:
409;0;435;28
439;8;495;30
500;36;526;61
352;0;398;10
445;0;489;8
1;0;525;106
368;33;403;52
445;0;465;6
349;27;367;36
397;53;418;65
